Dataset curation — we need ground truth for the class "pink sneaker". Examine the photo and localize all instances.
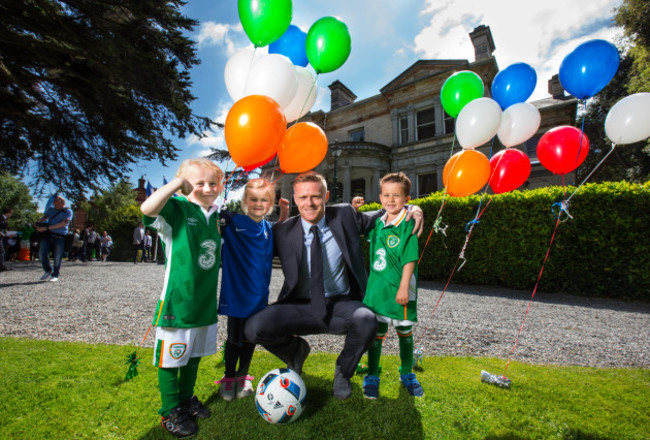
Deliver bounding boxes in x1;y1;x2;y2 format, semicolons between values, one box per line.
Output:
215;376;236;401
235;375;255;398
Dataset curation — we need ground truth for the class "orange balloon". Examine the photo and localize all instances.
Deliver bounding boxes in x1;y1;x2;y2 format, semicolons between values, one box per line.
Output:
278;122;328;173
443;149;491;197
225;95;286;170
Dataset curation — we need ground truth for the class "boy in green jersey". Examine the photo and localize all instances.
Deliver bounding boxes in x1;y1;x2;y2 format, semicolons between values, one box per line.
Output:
140;158;224;438
362;172;424;399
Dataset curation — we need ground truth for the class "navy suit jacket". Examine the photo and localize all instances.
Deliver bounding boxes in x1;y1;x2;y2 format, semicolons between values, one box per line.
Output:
272;204;383;304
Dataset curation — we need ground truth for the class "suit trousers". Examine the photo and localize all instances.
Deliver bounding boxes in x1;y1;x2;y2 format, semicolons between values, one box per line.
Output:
244;297;378;378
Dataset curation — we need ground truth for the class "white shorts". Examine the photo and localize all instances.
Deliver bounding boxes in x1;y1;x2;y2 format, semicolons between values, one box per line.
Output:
153;323;218;368
375;314;416;328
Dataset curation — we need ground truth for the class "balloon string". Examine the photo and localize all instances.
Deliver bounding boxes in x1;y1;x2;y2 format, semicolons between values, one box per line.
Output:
575;99;589;166
504;216;562;374
565;143;617;204
295;74;318;125
418;199;446;264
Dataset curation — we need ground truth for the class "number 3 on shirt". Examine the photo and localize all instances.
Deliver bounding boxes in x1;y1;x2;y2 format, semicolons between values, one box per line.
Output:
198;239;218;270
373;248;387;272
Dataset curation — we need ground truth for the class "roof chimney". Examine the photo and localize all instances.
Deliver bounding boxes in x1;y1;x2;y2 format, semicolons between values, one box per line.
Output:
548;74;566;99
469;25;495;61
329;80;357;110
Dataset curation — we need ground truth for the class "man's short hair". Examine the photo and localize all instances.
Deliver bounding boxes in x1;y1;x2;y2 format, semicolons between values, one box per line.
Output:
380;172;411;196
1;207;12;215
293;171;328;192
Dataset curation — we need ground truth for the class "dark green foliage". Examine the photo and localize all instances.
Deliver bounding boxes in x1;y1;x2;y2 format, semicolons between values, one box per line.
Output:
100;204;142;261
0;171;41;228
0;0;214;199
363;182;650;299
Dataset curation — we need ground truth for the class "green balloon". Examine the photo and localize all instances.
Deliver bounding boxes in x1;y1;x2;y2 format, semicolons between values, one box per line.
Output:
305;17;351;74
238;0;292;47
440;71;484;118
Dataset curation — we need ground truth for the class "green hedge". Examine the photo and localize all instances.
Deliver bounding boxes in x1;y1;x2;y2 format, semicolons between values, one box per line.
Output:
362;181;650;300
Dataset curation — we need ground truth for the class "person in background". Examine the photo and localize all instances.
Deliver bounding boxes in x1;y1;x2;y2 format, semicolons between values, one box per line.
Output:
99;230;113;262
133;222;146;263
144;229;153;262
0;208;15;272
70;229;83;261
35;196;73;282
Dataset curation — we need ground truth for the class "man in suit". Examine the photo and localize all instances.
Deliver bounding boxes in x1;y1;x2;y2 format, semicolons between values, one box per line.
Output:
245;172;423;399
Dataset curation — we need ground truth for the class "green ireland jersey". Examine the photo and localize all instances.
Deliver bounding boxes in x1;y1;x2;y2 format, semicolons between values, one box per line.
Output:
364;208;419;322
143;196;221;328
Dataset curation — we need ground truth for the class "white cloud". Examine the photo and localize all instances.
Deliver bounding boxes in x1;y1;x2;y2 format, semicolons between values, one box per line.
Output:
196;22;244;55
414;0;624;100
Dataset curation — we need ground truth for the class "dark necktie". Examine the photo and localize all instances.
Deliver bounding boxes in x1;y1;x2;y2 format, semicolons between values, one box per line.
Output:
309;225;326;320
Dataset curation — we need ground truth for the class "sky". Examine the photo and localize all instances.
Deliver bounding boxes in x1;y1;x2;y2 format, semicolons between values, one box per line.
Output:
37;0;625;208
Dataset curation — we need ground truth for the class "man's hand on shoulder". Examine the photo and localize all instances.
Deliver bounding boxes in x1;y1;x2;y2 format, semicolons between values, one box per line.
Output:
405;205;424;237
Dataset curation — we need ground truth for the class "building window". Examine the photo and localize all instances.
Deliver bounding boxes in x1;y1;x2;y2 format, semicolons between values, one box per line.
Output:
524;135;541;159
351;178;365;198
444;111;455;135
399;115;409;144
418;173;437;197
416;107;436;140
349;128;365;142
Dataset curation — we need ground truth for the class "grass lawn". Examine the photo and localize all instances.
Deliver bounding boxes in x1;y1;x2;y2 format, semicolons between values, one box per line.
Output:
0;337;648;439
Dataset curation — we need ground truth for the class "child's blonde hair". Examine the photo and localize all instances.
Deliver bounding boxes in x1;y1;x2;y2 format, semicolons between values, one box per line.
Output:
242;178;276;216
380;172;411;196
175;158;224;182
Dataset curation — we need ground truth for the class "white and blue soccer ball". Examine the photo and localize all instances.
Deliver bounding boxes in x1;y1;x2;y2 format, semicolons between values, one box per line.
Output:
255;368;306;424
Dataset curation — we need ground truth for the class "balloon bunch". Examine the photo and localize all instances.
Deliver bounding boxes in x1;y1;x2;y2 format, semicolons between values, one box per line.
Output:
224;0;352;177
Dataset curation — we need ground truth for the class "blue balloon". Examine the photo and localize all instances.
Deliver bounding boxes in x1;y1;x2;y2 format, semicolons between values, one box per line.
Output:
491;63;537;110
268;25;309;67
559;39;619;100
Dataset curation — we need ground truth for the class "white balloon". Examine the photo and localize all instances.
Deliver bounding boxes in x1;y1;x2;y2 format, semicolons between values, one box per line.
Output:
456;97;502;149
284;67;318;123
244;53;298;110
224;48;259;103
497;102;541;147
605;93;650;145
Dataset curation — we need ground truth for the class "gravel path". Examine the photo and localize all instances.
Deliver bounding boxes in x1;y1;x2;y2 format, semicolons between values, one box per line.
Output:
0;261;648;368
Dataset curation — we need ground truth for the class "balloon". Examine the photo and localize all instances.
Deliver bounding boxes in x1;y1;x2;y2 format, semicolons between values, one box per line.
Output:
278;122;328;173
238;0;292;47
440;71;484;118
284;67;318;123
225;95;287;170
269;24;309;67
497;102;541;147
559;39;619;99
242;153;276;172
489;148;531;194
491;63;537;110
455;97;502;149
305;17;351;74
245;53;298;109
224;48;260;103
442;150;491;197
605;93;650;145
536;126;589;175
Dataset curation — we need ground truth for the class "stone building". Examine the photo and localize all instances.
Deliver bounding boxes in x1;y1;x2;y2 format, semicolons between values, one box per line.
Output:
263;25;578;204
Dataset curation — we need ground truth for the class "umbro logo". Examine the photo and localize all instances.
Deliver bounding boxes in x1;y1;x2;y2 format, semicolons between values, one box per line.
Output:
187;217;198;226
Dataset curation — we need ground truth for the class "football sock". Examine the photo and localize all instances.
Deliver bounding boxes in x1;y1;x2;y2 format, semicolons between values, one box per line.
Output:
178;357;201;403
397;326;414;375
224;341;238;378
368;322;388;376
158;367;180;416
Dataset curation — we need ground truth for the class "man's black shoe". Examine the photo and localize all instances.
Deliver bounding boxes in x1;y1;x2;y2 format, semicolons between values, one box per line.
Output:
183;395;211;419
161;406;198;438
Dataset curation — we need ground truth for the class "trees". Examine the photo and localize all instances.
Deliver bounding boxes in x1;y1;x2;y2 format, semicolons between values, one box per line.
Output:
0;171;41;228
0;0;214;199
77;180;137;231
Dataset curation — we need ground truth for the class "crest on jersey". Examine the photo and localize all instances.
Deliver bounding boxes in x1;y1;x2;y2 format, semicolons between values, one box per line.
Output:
387;235;400;248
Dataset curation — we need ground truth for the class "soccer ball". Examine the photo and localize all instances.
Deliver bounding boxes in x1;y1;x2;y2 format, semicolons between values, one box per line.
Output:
255;368;306;424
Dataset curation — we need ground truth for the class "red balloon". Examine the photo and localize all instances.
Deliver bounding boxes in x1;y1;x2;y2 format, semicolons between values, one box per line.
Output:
536;126;589;175
489;148;531;194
